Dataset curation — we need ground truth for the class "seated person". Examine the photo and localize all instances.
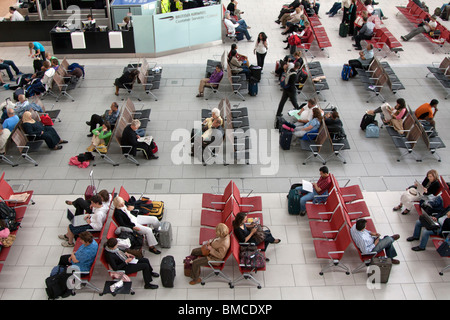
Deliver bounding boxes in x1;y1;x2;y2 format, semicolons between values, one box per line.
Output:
45;52;59;65
325;110;346;139
59;194;107;247
282;13;307;35
289;98;320;125
8;7;25;21
84;14;96;30
276;0;301;22
191;117;224;161
350;218;400;264
65;189;111;216
25;61;55;97
227;0;243;19
113;196;161;255
120;119;158;160
188;223;230;285
280;5;304;28
407;206;450;251
348;43;374;76
87;121;112;152
2;108;19;132
104;237;159;289
0;123;11;154
415;99;438;129
21;111;67;150
366;98;407;131
292;166;332;216
0;58;22;82
224;11;253;41
228;43;250;67
284;21;312;50
114;69;139;96
228;49;251;79
233;212;281;256
196;64;223;98
293;107;322;139
57;231;99;273
401;15;437;41
86;102;120;136
353;16;374;50
393;169;441;215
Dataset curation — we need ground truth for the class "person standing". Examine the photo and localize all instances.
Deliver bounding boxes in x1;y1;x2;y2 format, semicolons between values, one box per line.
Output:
276;61;301;117
254;32;269;72
28;42;46;61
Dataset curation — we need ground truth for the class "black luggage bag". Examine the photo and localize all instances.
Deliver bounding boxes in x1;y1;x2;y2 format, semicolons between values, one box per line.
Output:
160;255;176;288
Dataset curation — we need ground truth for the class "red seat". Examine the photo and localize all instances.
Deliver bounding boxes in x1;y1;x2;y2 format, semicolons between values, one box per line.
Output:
330;174;363;203
118;186;130;202
432;237;450;276
309;206;346;240
199;197;240;244
306;189;341;221
200;195;237;227
0;172;34;207
229;233;265;289
232;182;262;213
201;180;233;210
313;224;352;275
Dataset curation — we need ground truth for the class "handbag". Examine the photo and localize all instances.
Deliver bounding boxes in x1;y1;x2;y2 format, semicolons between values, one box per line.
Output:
201;244;210;256
419;214;440;231
436;239;450;257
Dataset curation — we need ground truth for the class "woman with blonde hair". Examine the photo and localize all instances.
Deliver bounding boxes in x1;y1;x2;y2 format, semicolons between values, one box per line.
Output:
393;169;441;215
188;222;230;285
21;111;67;150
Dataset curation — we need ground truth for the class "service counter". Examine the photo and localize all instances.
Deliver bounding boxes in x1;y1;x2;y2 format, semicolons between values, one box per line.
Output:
50;28;135;55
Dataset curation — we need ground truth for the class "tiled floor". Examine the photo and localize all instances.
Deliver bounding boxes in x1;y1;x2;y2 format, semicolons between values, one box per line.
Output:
0;0;449;300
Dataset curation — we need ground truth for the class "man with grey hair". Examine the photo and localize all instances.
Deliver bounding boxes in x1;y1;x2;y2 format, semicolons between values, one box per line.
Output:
121;119;158;160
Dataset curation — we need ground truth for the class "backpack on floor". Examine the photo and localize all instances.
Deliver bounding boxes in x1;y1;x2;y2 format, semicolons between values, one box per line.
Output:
288;188;301;215
341;64;353;81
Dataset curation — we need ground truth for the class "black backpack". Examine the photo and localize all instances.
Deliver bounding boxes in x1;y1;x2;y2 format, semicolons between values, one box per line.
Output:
360;113;376;130
45;271;72;300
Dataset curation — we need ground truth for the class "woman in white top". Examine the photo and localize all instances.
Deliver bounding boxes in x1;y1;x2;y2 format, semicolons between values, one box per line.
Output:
253;32;269;71
113;196;161;254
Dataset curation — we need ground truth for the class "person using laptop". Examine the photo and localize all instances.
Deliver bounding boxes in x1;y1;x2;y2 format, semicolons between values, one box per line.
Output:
59;195;106;247
291;166;332;216
393;169;441;215
407;206;450;251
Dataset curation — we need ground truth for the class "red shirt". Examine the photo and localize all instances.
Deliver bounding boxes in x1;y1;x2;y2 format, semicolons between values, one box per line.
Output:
316;175;332;195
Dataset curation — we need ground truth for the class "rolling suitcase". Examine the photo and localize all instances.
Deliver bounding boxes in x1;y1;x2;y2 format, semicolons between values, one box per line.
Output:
160;255;176;288
367;257;392;283
279;125;294;150
288;188;301;215
84;170;96;200
157;221;172;248
249;65;262;82
248;80;258;96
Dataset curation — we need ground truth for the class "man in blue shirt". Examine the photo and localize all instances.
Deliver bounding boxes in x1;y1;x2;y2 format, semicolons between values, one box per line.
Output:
58;231;99;273
2;108;19;132
28;42;46;60
348;43;374;77
86;102;120;137
350;219;400;264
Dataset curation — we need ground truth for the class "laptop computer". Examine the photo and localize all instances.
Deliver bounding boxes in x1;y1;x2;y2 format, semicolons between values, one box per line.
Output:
67;209;89;227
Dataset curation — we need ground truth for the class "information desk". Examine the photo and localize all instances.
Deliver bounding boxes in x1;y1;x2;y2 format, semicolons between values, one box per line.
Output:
50;28;135;54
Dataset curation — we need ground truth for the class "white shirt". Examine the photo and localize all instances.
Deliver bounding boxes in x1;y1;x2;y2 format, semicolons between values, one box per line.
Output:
423;20;437;33
224;18;238;34
42;68;55;90
0;128;11;153
350;224;376;254
254;39;269;54
299;105;318;122
11;11;24;22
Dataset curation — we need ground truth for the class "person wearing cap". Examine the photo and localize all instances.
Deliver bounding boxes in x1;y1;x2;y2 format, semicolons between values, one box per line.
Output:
393;169;441;215
401;15;437;41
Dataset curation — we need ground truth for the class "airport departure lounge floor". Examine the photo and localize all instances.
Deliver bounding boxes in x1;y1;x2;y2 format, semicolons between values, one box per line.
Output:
0;0;449;300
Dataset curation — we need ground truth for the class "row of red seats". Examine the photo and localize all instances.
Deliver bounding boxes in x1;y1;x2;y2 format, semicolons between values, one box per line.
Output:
68;188;115;295
199;180;265;288
308;14;332;57
356;0;403;55
0;172;35;273
396;0;450;52
306;174;386;275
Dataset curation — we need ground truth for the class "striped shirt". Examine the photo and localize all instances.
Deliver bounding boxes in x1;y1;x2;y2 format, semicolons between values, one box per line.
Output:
350;224;375;254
